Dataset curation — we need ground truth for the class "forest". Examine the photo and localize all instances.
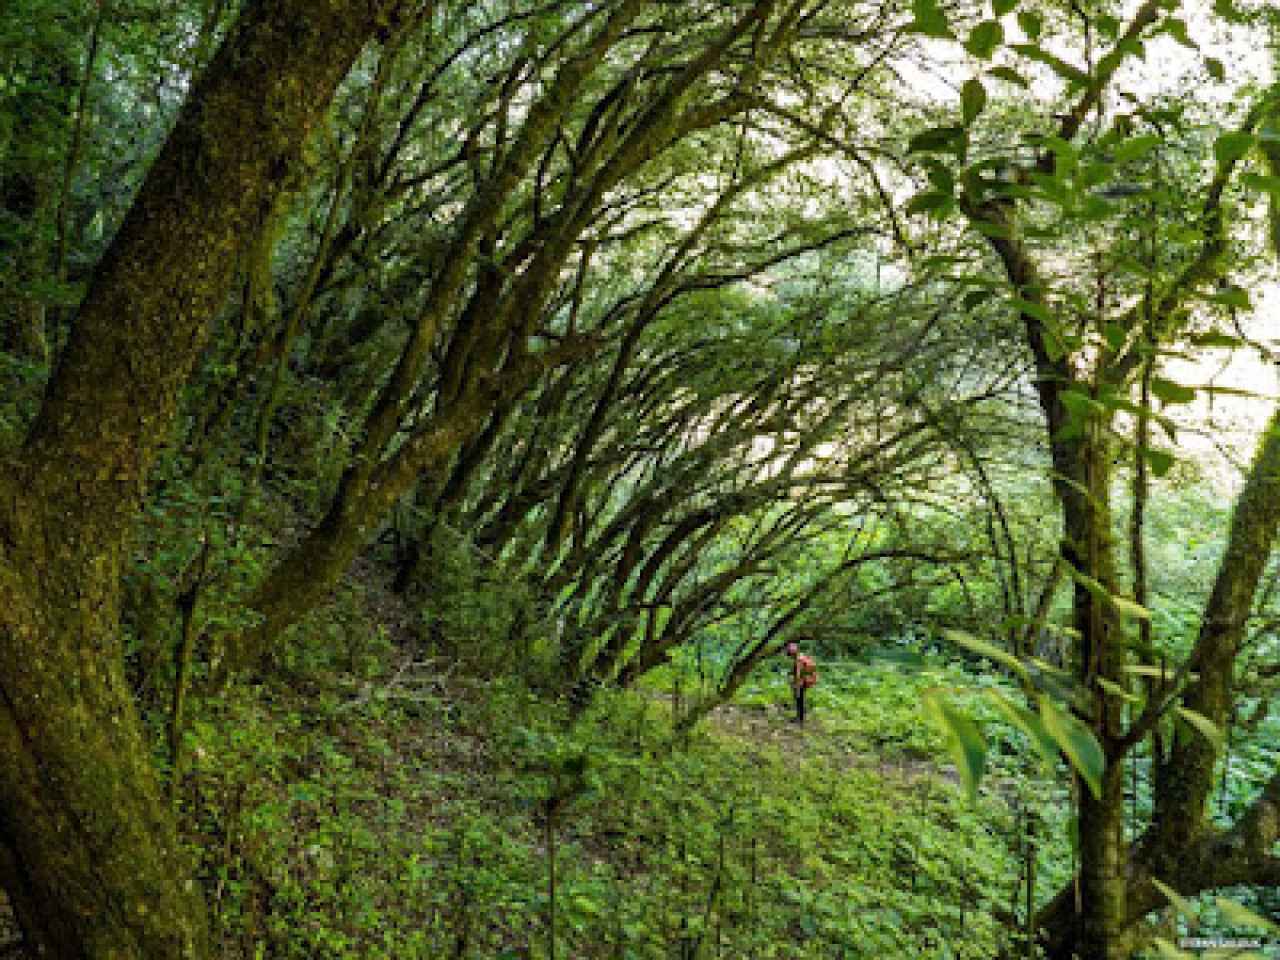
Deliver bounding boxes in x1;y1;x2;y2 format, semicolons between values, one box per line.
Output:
1;0;1280;957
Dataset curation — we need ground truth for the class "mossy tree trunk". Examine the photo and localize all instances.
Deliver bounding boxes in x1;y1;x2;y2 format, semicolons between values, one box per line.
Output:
963;45;1280;953
0;1;400;955
956;24;1280;947
1033;408;1280;956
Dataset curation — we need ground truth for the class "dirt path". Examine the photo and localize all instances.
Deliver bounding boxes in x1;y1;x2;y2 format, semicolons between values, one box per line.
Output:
666;696;960;786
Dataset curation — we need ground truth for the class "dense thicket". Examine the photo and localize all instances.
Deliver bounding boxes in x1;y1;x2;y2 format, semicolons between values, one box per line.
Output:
1;0;1279;957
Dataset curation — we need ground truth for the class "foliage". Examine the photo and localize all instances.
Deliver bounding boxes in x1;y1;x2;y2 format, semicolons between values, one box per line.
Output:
183;652;1033;959
4;0;1280;956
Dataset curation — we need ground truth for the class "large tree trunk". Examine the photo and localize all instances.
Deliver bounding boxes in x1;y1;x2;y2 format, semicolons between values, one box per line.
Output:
0;521;209;957
1035;408;1280;955
0;1;399;955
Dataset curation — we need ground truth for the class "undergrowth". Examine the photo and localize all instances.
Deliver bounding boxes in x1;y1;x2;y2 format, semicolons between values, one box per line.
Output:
182;637;1039;958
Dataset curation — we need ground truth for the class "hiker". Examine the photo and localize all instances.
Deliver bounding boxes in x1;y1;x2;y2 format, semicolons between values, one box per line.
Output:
784;642;818;724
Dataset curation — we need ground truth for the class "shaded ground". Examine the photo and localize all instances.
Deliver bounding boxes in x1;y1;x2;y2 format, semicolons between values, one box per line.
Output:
667;694;961;787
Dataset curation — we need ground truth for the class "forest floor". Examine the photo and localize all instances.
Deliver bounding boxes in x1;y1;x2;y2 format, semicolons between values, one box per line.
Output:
0;646;1020;959
0;551;1037;958
696;696;960;786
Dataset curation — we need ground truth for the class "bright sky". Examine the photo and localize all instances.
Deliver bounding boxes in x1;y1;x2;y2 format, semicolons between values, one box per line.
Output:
1149;4;1280;491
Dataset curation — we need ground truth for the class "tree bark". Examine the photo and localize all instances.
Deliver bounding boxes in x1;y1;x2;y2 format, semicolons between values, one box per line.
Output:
0;0;401;955
967;189;1132;960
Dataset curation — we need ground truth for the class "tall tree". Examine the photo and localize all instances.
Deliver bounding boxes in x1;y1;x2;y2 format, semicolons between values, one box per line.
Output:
898;1;1280;954
0;0;404;954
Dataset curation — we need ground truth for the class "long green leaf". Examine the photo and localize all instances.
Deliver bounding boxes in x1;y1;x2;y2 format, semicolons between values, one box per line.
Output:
924;693;987;802
1150;377;1196;405
1124;664;1194;682
1175;706;1225;754
909;126;967;157
1010;44;1088;86
987;692;1058;769
1215;131;1256;169
1112;133;1162;164
1039;695;1105;799
946;629;1027;679
961;77;988;125
1110;595;1152;621
1150;877;1196;923
1097;678;1140;704
986;65;1028;87
1149;938;1194;959
1215;897;1279;933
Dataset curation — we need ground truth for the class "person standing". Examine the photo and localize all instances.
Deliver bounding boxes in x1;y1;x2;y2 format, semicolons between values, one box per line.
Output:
784;642;818;724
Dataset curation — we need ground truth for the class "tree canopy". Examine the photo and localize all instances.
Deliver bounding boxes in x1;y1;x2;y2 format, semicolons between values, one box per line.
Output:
2;0;1280;957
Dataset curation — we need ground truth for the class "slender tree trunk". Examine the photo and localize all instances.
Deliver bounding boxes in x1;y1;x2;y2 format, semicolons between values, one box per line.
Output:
1070;760;1128;960
1066;426;1130;960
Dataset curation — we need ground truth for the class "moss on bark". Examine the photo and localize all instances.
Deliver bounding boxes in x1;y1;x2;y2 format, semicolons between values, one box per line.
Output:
0;0;400;955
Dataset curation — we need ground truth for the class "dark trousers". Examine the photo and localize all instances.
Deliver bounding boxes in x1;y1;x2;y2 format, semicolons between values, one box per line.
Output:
793;685;807;724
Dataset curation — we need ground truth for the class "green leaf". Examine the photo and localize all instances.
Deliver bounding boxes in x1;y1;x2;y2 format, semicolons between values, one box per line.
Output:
1110;595;1151;621
1097;678;1140;703
1112;133;1162;164
1077;195;1113;220
1214;131;1257;169
909;0;954;37
908;125;967;156
1150;377;1196;405
1175;706;1225;754
1149;939;1194;960
1007;296;1055;326
1214;898;1279;933
1124;664;1192;682
971;220;1011;241
1203;384;1259;399
1201;284;1252;309
965;20;1004;59
1150;878;1197;923
946;629;1027;679
987;692;1059;768
1011;45;1089;86
1079;162;1112;189
904;190;955;216
992;0;1017;14
1065;562;1151;618
1060;387;1102;424
1016;9;1042;40
1044;136;1080;168
962;288;997;310
961;77;988;125
1204;56;1225;81
922;156;955;191
1095;14;1121;39
925;693;987;802
1038;695;1105;800
1163;17;1197;49
986;65;1028;87
1190;330;1246;348
1241;171;1280;197
1115;35;1146;60
1141;447;1175;478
